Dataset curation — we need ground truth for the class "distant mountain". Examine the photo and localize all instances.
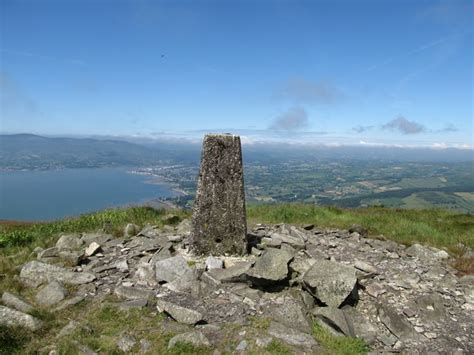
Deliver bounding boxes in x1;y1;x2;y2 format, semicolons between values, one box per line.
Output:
0;134;162;170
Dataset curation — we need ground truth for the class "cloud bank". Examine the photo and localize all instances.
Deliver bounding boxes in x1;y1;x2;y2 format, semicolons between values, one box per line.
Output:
269;106;309;131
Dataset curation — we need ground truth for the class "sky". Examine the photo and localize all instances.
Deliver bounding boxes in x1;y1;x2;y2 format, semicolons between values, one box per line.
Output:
1;0;473;148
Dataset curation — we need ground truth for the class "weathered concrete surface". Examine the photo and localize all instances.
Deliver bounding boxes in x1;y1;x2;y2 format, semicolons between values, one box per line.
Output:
191;134;247;255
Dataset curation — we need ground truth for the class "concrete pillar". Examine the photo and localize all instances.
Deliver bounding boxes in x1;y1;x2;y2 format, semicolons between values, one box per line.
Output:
191;134;247;255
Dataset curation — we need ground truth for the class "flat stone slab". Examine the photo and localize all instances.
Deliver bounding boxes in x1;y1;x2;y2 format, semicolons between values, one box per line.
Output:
267;321;318;348
0;305;42;331
247;249;293;285
2;291;33;313
303;259;357;307
20;261;96;287
206;261;254;283
155;256;194;283
156;299;204;325
191;134;247;255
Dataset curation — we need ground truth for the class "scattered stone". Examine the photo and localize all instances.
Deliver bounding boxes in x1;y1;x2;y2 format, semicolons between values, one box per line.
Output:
84;242;101;257
406;244;440;262
267;321;318;348
56;233;83;250
117;334;137;352
236;340;248;351
365;282;386;298
20;261;96;287
114;285;154;300
2;291;33;313
167;235;184;243
115;259;129;273
156;299;204;325
270;232;305;249
191;134;247;255
206;256;224;270
168;331;210;349
0;305;42;330
206;261;253;283
53;295;85;311
35;281;68;307
354;260;377;274
378;304;418;340
57;320;79;338
124;223;139;237
247;248;293;285
313;307;354;337
255;336;273;348
303;259;357;307
155;256;194;283
117;298;148;311
348;224;368;237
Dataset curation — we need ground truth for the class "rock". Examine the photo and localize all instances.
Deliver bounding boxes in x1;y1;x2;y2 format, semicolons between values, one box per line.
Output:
255;336;273;348
270;232;306;249
57;320;79;338
264;294;312;333
247;248;293;285
167;235;184;243
115;259;129;273
378;304;418;340
53;295;85;311
354;260;377;274
117;334;136;352
84;242;101;257
167;331;210;349
0;305;42;331
114;285;154;300
134;264;157;287
205;256;224;270
191;134;247;255
236;340;248;351
20;261;96;287
37;247;59;259
303;224;314;231
2;291;33;313
124;223;139;237
206;261;254;283
261;237;282;248
267;321;318;348
406;243;440;262
348;224;368;237
364;282;386;298
313;306;355;337
35;281;68;307
56;233;83;250
155;256;194;283
302;259;357;307
163;214;181;224
156;299;204;325
140;339;152;353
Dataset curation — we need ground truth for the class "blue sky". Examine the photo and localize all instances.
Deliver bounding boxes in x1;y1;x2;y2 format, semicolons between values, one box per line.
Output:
1;0;473;147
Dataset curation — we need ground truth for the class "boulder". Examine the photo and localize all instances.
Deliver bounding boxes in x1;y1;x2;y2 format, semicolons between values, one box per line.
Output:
35;281;68;307
2;291;33;313
124;223;139;237
204;261;253;283
155;256;194;283
302;259;357;307
114;285;154;300
20;261;96;287
168;331;210;349
270;232;306;249
84;242;101;257
247;249;294;285
205;256;224;270
267;321;318;348
0;305;42;331
156;299;204;325
313;306;355;337
56;233;83;250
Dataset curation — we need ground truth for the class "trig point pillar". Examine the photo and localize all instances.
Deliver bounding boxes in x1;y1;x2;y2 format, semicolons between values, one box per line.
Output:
191;134;247;255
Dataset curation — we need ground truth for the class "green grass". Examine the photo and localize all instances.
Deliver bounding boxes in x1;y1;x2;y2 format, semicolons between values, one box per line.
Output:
312;323;369;355
247;204;474;254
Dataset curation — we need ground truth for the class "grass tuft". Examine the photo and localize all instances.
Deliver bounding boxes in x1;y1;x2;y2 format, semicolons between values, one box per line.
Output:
312;322;369;355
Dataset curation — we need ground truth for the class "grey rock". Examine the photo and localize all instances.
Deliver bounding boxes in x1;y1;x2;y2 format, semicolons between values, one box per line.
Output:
236;340;248;351
207;261;253;282
37;247;59;259
124;223;140;237
53;295;85;311
261;237;282;248
205;256;224;270
128;236;166;252
167;235;184;243
378;304;418;339
270;232;306;249
267;321;318;348
354;260;377;274
118;298;148;311
155;255;194;283
406;243;440;262
156;299;204;324
84;242;101;257
167;331;210;349
255;336;273;348
0;305;42;330
348;224;368;237
303;259;357;307
134;263;157;287
313;306;355;337
247;248;293;285
140;339;152;353
115;259;129;273
57;320;79;338
2;291;33;313
264;294;312;333
35;281;68;307
20;261;96;287
117;334;137;352
56;233;83;250
114;285;154;300
191;134;247;255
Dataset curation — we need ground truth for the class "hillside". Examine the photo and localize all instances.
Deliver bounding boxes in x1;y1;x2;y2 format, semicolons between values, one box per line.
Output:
0;205;473;353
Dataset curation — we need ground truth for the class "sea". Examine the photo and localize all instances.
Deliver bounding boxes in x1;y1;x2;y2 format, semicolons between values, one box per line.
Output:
0;168;180;221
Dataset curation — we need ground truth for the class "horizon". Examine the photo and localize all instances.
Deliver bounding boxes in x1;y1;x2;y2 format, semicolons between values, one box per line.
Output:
1;0;473;149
